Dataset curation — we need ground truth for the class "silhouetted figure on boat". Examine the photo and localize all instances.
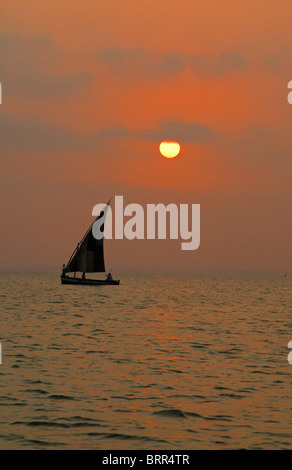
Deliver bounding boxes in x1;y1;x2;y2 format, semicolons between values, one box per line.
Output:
106;272;112;281
82;272;86;280
61;264;66;278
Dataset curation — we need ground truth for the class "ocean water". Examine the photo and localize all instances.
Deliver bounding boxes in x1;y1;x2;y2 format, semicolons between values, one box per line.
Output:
0;273;292;450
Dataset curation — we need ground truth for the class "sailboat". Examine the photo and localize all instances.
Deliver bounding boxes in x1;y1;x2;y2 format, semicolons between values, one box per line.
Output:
61;200;120;286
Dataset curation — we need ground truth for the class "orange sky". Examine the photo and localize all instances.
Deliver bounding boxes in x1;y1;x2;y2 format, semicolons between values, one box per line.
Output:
0;1;291;272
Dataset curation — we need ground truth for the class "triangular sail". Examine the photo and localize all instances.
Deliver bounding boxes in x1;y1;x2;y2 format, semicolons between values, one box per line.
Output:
64;202;109;273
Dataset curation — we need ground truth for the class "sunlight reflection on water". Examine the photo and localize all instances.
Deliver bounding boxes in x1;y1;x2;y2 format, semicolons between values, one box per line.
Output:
0;273;292;449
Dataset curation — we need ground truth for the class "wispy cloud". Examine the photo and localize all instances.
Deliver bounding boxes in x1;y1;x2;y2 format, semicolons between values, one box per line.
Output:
0;114;100;151
95;47;186;79
139;120;217;143
190;50;250;76
95;47;250;79
0;33;94;98
0;114;217;151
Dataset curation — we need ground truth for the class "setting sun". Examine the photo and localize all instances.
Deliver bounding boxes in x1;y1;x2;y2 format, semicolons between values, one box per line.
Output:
159;141;181;158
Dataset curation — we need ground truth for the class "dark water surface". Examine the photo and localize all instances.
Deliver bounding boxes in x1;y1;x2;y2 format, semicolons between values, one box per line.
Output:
0;273;292;449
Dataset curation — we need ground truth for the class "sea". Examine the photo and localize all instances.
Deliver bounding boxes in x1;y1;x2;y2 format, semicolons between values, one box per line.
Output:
0;273;291;450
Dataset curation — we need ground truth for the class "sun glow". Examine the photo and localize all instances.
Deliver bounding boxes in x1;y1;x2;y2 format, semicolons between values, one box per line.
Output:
159;141;180;159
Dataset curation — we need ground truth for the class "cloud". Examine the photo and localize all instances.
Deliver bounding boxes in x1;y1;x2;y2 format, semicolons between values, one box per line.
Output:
0;114;91;151
7;70;93;99
0;113;132;152
139;120;217;143
148;53;186;77
96;48;147;74
95;48;186;79
0;32;55;58
0;114;216;152
95;47;250;80
190;50;250;76
261;51;291;74
0;33;94;98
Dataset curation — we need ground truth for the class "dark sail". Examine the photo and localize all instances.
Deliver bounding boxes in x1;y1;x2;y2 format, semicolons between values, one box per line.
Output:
64;203;109;273
65;230;105;273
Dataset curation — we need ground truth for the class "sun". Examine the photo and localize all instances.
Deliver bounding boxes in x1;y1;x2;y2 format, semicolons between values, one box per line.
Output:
159;141;180;159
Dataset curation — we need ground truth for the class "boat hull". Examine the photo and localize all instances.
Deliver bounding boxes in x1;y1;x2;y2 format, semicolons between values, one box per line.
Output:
61;276;120;286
